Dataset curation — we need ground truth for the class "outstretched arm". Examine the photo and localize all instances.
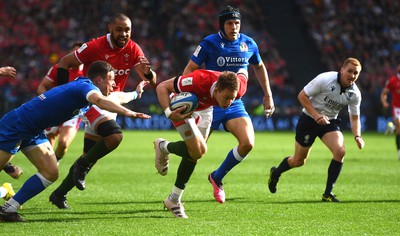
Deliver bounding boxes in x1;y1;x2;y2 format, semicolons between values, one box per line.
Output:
0;66;16;79
88;92;151;119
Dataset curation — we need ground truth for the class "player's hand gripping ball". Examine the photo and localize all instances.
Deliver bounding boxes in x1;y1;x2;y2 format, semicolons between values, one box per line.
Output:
170;92;198;115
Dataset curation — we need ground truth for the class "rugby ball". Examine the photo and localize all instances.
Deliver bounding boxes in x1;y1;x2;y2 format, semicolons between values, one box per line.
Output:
170;92;198;114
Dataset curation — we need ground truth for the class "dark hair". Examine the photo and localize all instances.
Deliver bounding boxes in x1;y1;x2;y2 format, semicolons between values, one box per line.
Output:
87;61;115;80
110;12;130;24
219;6;241;32
216;71;239;91
71;41;83;48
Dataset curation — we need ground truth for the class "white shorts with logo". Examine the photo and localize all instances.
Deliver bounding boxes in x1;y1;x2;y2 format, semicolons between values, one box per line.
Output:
173;107;213;141
81;105;118;137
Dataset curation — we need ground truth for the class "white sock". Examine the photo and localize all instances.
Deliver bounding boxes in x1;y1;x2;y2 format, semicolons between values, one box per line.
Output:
2;198;20;212
0;187;6;198
160;140;170;154
169;186;184;203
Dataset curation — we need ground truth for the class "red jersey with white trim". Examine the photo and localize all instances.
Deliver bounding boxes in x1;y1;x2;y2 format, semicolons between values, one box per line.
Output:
45;64;83;85
384;74;400;107
74;34;144;91
174;69;247;111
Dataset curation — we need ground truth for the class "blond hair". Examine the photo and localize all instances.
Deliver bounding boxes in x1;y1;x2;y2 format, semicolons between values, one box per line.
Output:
343;57;362;69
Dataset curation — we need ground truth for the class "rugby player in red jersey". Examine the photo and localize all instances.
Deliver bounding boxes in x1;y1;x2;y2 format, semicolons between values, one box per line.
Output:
381;64;400;160
49;13;156;209
154;69;247;218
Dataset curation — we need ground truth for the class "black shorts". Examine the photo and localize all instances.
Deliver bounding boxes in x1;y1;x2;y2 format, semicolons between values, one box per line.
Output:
295;113;341;147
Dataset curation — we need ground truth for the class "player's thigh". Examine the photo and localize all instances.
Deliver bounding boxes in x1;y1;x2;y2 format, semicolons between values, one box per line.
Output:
58;126;78;144
321;131;345;161
22;142;58;180
225;116;254;145
291;141;312;166
175;118;207;159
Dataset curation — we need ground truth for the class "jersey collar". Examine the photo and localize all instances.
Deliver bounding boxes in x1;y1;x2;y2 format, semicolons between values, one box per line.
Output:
336;72;352;94
210;81;217;98
218;31;241;43
106;34;114;49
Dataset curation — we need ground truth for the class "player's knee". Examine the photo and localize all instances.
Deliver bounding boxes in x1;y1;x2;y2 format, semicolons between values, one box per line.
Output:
40;167;59;182
333;147;345;160
291;157;306;167
238;141;254;155
188;145;207;160
96;120;123;149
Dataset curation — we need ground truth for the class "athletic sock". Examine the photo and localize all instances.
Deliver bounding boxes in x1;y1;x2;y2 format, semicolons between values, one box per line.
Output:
396;134;400;150
324;159;343;195
174;157;197;190
78;140;112;167
167;141;190;158
12;173;52;205
213;147;246;181
167;141;197;189
54;159;79;195
274;156;291;178
169;186;184;203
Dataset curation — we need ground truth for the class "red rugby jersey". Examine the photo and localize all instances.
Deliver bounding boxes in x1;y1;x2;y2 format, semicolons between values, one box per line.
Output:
74;34;144;91
384;74;400;107
174;69;247;111
45;64;83;85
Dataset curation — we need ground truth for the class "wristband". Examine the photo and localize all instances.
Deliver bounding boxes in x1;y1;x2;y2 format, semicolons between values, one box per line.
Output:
144;69;154;80
164;107;172;118
315;116;323;122
56;67;69;85
131;91;138;100
354;135;361;140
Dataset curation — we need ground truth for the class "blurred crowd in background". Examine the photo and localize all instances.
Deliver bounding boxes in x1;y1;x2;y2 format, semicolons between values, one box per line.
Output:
0;0;398;120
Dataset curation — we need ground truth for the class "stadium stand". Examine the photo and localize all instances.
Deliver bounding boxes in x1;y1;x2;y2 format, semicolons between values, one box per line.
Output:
0;0;296;117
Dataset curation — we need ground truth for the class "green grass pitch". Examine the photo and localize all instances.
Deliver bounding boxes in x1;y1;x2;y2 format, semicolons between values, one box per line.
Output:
3;130;400;235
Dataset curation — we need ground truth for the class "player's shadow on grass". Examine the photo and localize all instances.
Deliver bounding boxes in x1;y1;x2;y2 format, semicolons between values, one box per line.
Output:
266;199;400;204
24;209;168;222
85;197;244;205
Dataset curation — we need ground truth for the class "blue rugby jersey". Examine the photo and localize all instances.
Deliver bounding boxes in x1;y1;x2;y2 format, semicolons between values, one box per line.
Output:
190;31;261;73
16;77;99;131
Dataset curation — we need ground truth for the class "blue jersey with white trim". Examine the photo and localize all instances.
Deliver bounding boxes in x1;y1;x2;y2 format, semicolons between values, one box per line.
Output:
190;31;261;73
16;77;99;131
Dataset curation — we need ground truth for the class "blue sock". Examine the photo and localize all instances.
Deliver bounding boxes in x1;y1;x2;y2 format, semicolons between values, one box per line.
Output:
213;147;246;181
13;174;48;205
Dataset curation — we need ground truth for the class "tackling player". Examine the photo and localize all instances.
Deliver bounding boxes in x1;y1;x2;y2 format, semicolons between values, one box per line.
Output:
0;61;150;222
154;69;247;218
49;13;156;209
181;6;274;203
268;58;365;202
